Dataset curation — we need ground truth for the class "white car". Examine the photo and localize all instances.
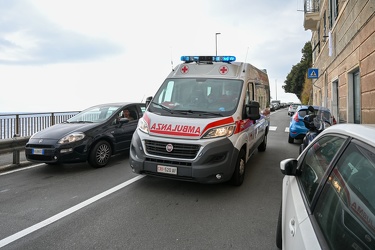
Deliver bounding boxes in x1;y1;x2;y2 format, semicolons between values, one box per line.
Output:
287;103;301;116
276;124;375;249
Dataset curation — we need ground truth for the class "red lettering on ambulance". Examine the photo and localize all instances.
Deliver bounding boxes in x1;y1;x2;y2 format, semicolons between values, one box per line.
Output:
150;123;201;136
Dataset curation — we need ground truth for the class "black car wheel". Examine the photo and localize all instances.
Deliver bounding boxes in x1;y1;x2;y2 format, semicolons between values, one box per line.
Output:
288;134;294;143
88;140;112;168
230;149;246;186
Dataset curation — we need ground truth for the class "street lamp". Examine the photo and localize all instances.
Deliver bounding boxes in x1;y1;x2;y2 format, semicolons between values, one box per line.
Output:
215;33;221;56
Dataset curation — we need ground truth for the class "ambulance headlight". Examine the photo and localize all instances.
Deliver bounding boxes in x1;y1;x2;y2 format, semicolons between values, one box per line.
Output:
138;118;149;134
202;124;236;139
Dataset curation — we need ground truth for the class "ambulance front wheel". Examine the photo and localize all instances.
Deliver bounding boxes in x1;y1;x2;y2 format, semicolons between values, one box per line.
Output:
230;149;246;186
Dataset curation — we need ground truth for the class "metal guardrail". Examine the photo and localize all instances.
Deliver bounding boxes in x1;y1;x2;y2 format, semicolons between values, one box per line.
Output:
0;136;29;154
0;111;79;166
0;136;30;165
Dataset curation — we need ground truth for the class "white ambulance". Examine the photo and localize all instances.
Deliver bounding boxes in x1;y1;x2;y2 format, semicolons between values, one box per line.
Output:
130;56;271;186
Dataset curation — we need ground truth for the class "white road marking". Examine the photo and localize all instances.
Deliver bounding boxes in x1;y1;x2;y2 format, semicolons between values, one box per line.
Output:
0;175;145;248
269;126;289;132
0;164;44;176
269;126;277;131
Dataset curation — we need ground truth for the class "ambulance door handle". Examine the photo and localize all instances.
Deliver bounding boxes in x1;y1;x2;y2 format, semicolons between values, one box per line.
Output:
289;219;296;237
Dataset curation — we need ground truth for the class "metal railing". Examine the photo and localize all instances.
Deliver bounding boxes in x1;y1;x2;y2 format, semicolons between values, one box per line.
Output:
304;0;319;13
0;111;79;166
1;112;79;139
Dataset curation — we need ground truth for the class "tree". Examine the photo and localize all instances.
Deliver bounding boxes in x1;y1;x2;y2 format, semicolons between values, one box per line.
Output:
283;42;312;102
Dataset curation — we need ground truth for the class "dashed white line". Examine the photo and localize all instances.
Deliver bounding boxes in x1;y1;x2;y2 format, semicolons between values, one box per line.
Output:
269;126;277;131
269;126;289;132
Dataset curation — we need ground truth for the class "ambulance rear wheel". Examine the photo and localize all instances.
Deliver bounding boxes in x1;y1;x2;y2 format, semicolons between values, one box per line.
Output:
230;149;246;186
258;133;267;152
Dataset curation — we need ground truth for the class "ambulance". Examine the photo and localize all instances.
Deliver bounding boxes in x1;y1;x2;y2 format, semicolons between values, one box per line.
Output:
129;55;271;186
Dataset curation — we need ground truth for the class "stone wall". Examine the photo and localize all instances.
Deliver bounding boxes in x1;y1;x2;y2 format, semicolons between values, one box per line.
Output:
309;0;375;124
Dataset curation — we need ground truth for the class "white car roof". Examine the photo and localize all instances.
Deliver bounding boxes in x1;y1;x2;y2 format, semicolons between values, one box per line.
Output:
320;124;375;147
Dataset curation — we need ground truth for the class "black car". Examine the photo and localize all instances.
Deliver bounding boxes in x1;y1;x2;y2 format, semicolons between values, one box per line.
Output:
25;102;146;168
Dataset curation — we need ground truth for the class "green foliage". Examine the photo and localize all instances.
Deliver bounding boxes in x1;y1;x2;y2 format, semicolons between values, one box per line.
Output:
283;42;312;101
301;77;312;105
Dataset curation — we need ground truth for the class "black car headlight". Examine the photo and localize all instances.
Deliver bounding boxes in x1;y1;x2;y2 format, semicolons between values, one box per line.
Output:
58;132;85;144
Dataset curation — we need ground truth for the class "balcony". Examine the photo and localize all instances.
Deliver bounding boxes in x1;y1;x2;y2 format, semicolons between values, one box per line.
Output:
304;0;320;31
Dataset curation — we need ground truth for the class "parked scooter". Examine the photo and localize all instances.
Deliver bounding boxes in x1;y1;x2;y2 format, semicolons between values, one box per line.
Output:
299;106;332;154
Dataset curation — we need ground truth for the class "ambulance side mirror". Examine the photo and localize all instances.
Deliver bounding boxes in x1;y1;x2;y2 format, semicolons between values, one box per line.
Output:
246;101;261;121
145;96;153;107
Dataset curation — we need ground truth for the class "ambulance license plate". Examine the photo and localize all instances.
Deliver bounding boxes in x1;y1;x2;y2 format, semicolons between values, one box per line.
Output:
157;165;177;175
32;148;44;155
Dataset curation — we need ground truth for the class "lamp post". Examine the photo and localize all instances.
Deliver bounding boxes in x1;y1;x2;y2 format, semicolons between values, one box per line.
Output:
215;33;221;56
275;79;278;100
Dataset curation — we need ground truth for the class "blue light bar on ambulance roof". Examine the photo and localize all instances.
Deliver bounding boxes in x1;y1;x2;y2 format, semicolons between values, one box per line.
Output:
180;56;236;63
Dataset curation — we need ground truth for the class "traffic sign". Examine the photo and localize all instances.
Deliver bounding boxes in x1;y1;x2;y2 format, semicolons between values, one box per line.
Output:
308;68;319;79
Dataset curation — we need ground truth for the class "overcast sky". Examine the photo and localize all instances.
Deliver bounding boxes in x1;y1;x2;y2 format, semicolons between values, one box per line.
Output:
0;0;310;113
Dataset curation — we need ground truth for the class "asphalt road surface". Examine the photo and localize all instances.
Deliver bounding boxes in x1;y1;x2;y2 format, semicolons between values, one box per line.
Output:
0;108;301;250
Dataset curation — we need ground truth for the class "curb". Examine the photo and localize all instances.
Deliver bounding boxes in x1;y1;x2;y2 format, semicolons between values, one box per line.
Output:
0;161;35;173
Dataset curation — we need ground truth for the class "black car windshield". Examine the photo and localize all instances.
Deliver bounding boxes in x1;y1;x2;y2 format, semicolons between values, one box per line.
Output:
148;78;243;117
67;106;121;123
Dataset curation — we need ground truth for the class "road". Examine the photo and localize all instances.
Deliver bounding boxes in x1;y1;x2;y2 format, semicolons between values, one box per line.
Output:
0;108;300;250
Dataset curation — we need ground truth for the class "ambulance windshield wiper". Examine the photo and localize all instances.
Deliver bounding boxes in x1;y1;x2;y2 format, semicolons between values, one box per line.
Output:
179;110;223;117
151;102;174;114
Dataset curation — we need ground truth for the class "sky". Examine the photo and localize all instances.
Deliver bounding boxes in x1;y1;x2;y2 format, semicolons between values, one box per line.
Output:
0;0;310;113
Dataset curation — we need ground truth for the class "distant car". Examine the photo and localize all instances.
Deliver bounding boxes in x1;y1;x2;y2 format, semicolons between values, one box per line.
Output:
270;104;276;111
271;101;281;110
276;124;375;249
25;102;146;168
287;103;301;116
288;105;332;143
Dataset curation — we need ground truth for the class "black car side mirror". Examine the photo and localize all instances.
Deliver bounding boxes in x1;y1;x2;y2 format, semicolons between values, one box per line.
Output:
145;96;153;107
280;158;300;176
246;101;261;121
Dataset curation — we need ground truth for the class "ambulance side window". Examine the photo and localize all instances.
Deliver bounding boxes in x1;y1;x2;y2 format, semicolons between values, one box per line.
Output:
255;84;267;110
248;82;254;102
244;83;254;118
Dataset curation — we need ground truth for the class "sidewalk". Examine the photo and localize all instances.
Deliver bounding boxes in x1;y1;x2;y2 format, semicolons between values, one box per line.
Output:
0;150;33;172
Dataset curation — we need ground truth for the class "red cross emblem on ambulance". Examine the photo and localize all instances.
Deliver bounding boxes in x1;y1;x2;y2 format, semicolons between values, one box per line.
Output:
219;66;228;75
181;65;189;74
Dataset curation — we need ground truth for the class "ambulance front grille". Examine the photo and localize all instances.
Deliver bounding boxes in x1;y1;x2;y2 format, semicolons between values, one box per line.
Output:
145;140;200;159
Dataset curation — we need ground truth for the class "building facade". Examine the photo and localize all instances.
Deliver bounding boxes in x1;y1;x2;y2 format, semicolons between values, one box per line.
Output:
304;0;375;123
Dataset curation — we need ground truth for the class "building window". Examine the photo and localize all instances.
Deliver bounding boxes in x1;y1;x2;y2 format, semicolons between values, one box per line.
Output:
332;80;339;123
323;11;327;42
329;0;339;28
353;71;361;124
348;70;361;123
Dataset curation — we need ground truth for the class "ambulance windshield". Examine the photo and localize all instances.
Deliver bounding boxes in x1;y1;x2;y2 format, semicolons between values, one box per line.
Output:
148;78;243;117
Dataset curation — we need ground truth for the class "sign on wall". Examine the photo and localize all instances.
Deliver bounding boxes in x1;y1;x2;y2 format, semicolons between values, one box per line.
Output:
307;68;319;79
